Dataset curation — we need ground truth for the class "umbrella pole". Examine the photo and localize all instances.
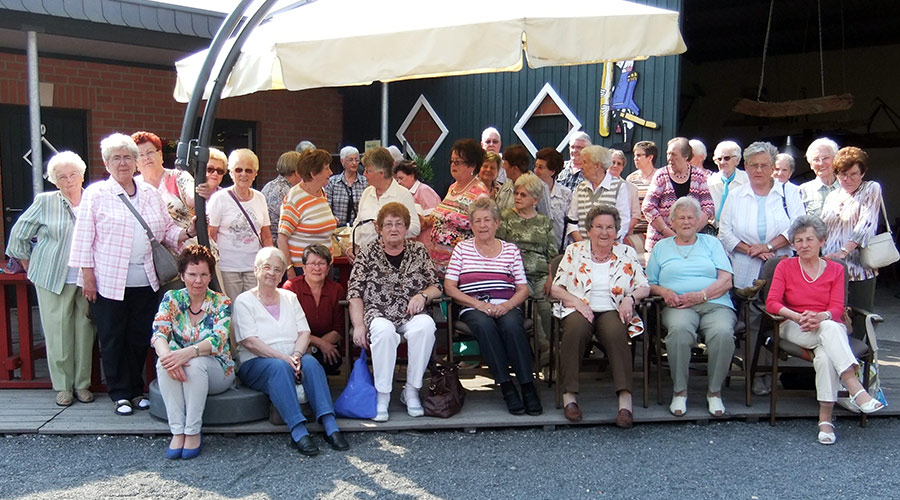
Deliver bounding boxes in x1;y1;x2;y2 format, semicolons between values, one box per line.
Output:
381;82;389;146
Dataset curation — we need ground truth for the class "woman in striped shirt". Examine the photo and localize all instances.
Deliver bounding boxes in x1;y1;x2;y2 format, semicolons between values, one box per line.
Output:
444;197;541;416
278;149;338;279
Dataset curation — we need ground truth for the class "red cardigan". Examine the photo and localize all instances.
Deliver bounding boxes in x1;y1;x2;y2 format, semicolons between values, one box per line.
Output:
765;258;844;320
282;276;345;338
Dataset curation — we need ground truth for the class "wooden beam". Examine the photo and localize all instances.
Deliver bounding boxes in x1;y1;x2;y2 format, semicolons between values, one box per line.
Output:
732;94;854;118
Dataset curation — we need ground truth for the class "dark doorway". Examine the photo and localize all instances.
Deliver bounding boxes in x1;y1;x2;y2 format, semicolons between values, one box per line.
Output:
0;105;88;246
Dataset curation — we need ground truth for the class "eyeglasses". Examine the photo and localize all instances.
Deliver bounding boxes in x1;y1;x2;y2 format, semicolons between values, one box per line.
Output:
207;167;226;175
745;162;771;171
259;264;284;274
713;155;735;162
137;150;159;159
450;159;470;166
633;153;647;158
483;139;500;144
304;261;329;268
809;156;833;164
109;155;135;163
233;167;256;174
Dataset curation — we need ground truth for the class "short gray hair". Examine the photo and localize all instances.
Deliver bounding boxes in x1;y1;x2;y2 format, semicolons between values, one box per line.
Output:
302;243;333;266
514;173;544;200
581;145;612;170
569;131;592;146
254;247;288;269
775;153;795;172
229;148;259;171
609;148;626;163
339;146;359;160
743;141;778;166
296;140;316;152
467;196;500;223
668;196;703;223
788;214;827;242
689;139;707;159
714;140;741;161
481;127;500;142
586;204;621;233
100;133;138;163
806;137;839;160
47;151;87;185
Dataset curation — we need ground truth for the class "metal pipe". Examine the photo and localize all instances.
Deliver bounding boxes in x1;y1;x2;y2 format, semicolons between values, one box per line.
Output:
26;31;42;196
381;82;389;145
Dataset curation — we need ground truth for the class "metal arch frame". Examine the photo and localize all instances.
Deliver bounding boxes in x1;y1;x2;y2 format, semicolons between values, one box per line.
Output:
174;0;282;250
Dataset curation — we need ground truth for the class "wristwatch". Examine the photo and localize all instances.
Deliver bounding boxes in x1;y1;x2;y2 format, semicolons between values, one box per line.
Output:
192;344;200;357
766;243;774;252
419;292;429;302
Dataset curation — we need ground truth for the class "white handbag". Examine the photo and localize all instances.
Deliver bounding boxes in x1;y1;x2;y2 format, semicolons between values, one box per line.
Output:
860;195;899;269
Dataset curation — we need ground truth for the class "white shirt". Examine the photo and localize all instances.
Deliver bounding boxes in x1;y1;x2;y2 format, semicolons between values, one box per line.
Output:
352;179;421;248
565;172;632;242
208;188;270;272
718;181;805;288
233;288;310;365
708;168;749;223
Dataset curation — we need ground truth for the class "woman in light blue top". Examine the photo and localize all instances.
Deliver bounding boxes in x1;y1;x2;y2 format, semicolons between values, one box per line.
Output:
646;196;735;418
6;151;94;407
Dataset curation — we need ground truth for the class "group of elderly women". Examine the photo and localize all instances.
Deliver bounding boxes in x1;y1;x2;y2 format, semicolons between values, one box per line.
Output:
7;129;887;456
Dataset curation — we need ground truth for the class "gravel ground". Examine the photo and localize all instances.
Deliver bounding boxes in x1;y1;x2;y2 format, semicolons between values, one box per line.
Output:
2;417;899;499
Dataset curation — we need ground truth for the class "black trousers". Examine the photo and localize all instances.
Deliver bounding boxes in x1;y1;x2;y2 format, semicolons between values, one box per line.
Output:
91;286;157;402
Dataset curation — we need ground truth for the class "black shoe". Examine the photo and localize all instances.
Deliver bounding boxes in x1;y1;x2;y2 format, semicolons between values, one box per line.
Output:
520;382;543;416
501;382;525;415
294;435;320;456
323;431;349;451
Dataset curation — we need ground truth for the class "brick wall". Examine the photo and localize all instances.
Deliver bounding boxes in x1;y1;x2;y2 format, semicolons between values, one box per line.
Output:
0;53;343;184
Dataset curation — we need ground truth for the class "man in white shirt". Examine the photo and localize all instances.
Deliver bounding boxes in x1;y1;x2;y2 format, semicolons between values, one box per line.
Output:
707;140;749;224
350;147;420;255
481;127;506;184
798;137;840;217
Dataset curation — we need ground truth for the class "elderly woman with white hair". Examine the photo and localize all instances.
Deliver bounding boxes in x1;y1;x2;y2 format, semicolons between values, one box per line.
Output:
689;139;709;172
566;145;631;244
325;145;367;227
207;148;273;300
647;196;736;417
707;140;748;225
773;153;796;184
7;151;94;407
799;137;841;217
69;133;194;416
234;247;348;456
498;173;558;359
557;131;592;191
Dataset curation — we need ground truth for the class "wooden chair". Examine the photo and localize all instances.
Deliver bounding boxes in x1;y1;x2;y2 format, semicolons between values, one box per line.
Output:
546;254;652;409
748;257;877;426
647;292;752;408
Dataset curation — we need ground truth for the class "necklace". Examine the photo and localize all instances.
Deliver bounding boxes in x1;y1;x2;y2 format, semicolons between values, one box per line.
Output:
591;246;612;262
675;241;696;259
188;303;203;315
800;258;825;283
450;177;476;196
233;188;253;201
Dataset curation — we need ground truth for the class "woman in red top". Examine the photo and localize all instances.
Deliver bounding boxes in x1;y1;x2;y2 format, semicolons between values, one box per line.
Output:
766;215;883;445
282;244;345;375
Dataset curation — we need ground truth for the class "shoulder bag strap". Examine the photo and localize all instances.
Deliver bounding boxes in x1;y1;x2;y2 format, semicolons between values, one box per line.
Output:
878;191;892;235
228;189;264;246
117;193;158;243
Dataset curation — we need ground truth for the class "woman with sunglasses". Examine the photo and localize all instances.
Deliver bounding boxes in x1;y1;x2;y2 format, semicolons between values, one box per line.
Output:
207;149;273;300
195;148;228;200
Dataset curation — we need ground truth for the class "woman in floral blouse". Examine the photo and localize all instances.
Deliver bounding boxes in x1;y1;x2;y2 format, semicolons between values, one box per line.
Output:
427;139;489;274
551;204;649;428
348;203;442;422
152;246;233;460
497;173;558;360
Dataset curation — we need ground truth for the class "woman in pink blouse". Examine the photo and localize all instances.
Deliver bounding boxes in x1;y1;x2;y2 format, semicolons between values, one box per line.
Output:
393;160;441;245
641;137;714;252
766;215;883;445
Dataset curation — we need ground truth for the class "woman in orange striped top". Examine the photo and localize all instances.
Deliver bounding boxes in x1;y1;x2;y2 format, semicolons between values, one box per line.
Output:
278;149;338;279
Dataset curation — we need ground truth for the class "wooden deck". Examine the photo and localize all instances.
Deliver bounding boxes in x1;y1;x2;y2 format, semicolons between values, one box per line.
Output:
3;339;899;435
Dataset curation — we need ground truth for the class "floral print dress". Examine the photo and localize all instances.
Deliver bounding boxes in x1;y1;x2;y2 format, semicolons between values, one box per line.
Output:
428;180;489;274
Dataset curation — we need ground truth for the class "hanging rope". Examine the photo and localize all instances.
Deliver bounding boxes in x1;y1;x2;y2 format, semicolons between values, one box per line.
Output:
818;0;825;96
756;0;775;101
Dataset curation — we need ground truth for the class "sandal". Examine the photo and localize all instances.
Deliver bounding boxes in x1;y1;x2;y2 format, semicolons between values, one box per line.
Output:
849;389;884;414
669;395;687;417
114;399;133;416
706;395;725;417
817;421;836;445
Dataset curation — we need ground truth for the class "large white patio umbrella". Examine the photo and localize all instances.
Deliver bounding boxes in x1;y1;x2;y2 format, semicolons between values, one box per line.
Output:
174;0;686;102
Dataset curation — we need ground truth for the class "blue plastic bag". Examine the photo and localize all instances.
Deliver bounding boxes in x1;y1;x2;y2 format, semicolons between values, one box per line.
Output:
334;350;377;419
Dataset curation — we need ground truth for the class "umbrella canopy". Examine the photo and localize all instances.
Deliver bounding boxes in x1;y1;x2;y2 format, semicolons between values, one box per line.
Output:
174;0;686;102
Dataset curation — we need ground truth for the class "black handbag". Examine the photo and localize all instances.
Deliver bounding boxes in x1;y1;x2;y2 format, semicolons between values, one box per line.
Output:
118;194;179;284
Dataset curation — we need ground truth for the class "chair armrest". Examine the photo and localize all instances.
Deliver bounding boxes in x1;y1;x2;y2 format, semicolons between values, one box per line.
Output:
763;311;784;322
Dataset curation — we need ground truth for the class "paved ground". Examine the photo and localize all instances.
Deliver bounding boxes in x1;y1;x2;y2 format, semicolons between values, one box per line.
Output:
2;417;899;499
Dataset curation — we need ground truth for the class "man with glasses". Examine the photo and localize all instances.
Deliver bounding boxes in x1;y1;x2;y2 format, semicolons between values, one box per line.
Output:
557;131;592;192
708;140;748;226
798;137;840;217
325;145;367;227
481;127;506;184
